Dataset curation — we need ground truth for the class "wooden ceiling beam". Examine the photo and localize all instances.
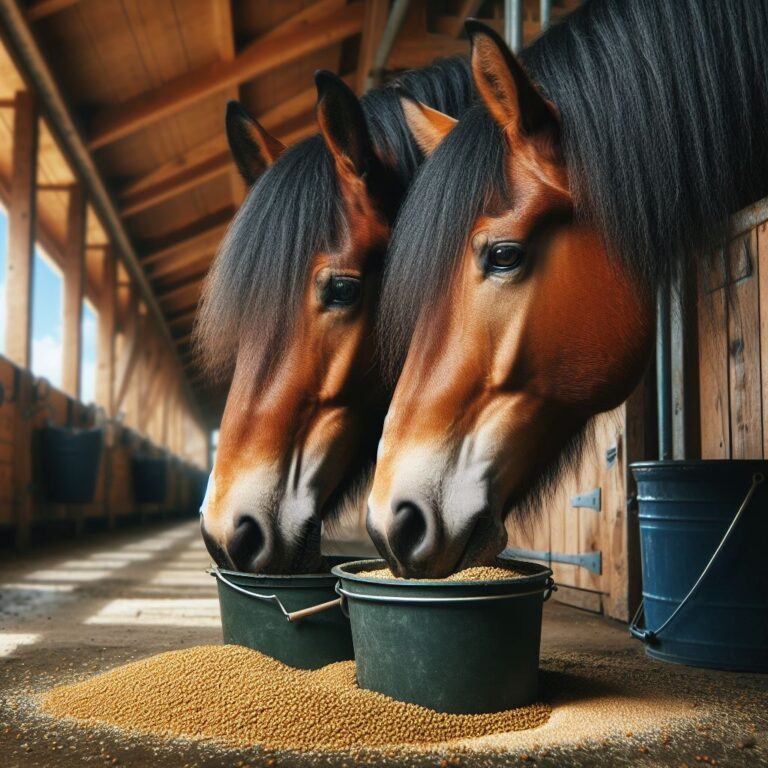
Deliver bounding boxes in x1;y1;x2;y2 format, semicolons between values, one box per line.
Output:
388;34;468;70
88;1;364;149
440;1;483;38
356;0;389;94
168;308;198;329
139;206;234;265
116;72;355;208
157;268;208;298
158;277;205;307
121;149;231;217
150;250;215;281
26;0;80;22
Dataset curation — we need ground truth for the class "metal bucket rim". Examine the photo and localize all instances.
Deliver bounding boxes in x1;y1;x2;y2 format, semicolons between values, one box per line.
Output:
214;555;362;586
631;459;768;471
331;557;553;589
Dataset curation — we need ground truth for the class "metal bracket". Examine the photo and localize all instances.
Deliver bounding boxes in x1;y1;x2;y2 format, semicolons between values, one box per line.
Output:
570;487;601;511
502;546;602;575
605;445;618;469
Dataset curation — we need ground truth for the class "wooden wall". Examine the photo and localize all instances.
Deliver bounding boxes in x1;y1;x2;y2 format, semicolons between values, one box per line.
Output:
0;354;204;546
505;382;653;623
698;199;768;460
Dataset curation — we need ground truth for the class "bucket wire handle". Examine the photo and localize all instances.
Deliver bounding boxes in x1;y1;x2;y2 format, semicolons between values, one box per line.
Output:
629;472;764;644
209;566;342;623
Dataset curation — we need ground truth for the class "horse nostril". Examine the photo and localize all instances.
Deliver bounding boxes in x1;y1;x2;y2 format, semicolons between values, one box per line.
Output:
389;501;429;570
226;516;266;572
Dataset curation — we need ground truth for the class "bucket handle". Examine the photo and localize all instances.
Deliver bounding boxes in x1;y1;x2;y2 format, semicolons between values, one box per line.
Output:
629;471;764;644
209;566;342;623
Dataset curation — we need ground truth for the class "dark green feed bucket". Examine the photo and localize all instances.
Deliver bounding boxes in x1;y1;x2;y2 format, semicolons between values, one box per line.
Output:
211;556;357;670
333;558;555;714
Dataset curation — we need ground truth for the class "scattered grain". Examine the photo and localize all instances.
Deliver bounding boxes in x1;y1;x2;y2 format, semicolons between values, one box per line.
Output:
41;645;550;751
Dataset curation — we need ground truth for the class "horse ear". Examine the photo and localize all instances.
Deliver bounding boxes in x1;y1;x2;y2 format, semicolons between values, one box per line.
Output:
399;95;457;156
226;101;285;185
315;69;374;177
465;19;558;142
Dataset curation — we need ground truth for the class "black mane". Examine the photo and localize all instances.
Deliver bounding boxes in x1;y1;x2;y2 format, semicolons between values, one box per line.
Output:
380;0;768;381
195;58;473;381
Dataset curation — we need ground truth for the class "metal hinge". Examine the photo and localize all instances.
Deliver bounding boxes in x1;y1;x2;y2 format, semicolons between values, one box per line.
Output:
570;487;601;511
502;547;602;575
605;444;618;469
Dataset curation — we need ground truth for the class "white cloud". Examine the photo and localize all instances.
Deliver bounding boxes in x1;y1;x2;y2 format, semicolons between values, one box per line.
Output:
31;333;63;388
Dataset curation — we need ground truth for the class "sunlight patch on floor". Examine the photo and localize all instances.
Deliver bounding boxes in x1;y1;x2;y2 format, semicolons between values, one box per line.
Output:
84;598;220;627
0;632;40;657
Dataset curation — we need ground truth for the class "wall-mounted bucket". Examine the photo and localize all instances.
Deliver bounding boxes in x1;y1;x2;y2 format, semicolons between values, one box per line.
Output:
38;425;104;504
131;455;168;503
630;460;768;672
333;558;555;714
210;556;357;669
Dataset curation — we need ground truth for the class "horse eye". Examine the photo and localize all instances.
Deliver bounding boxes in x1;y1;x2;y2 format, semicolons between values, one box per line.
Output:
322;276;361;308
486;242;526;275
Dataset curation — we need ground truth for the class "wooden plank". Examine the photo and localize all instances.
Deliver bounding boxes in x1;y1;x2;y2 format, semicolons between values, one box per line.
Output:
150;251;214;281
96;249;117;414
26;0;80;22
140;207;234;265
88;2;365;149
5;90;38;368
62;183;85;397
357;0;389;94
388;34;468;70
760;222;768;457
440;1;484;37
698;251;731;458
121;150;231;217
12;368;33;548
727;230;764;458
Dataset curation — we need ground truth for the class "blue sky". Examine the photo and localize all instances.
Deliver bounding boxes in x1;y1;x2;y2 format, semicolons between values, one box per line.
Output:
0;205;97;402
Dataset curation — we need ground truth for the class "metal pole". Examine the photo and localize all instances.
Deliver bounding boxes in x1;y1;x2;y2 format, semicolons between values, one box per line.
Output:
505;0;524;53
656;276;673;460
365;0;413;92
540;0;552;32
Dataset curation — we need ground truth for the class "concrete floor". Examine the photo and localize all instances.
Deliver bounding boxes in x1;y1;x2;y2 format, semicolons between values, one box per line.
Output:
0;519;766;767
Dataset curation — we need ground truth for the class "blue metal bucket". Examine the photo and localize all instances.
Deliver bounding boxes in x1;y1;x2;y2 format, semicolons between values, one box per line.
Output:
630;460;767;672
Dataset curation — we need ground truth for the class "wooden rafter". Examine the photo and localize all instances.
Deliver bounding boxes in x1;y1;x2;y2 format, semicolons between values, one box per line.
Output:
88;2;365;149
139;207;234;266
388;33;468;70
440;1;483;38
26;0;80;22
116;74;354;215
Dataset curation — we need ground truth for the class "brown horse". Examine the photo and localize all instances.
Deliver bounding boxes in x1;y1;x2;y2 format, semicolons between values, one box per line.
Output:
196;63;472;572
368;4;768;577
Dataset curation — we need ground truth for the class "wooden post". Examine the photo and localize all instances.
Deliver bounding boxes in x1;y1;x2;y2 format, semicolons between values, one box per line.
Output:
5;91;38;368
12;368;34;548
62;183;86;398
96;248;116;414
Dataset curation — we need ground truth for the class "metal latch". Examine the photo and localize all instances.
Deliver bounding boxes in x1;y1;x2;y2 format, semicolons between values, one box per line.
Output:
570;488;601;511
502;547;602;575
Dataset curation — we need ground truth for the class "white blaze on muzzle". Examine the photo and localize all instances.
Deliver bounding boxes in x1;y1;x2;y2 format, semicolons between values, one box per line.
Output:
200;472;215;518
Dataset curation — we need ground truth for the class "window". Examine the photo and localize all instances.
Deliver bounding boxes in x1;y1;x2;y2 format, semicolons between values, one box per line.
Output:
30;246;63;388
80;299;98;403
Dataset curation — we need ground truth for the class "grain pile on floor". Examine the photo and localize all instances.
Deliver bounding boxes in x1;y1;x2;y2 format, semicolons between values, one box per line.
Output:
364;564;526;581
40;645;550;750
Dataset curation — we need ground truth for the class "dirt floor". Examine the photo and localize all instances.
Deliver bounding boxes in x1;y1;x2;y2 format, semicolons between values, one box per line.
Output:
0;518;766;767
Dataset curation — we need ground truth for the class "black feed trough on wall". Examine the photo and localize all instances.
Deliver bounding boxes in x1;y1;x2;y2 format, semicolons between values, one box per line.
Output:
39;425;104;504
131;455;169;504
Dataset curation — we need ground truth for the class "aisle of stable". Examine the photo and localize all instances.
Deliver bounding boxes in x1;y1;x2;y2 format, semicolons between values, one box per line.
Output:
1;519;765;768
